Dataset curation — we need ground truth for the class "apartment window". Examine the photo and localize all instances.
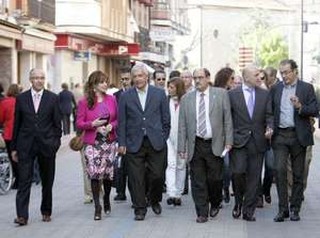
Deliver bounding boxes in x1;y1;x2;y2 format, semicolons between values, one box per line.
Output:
0;0;9;14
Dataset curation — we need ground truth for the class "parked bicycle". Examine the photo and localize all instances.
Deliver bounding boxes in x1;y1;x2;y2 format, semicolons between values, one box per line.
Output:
0;147;13;194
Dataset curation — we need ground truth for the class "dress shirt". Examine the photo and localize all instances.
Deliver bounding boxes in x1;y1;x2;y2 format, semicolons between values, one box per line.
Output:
242;84;256;111
279;81;297;128
136;84;148;111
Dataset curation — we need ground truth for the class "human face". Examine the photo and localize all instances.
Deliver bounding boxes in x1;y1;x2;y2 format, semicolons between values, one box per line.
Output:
193;69;210;92
29;69;45;92
94;78;109;94
168;82;177;97
279;63;297;85
120;72;131;89
244;67;260;87
133;69;148;90
181;71;193;90
226;73;235;89
154;72;166;89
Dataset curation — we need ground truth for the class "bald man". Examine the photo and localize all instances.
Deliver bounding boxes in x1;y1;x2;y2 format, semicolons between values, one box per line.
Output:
228;65;273;221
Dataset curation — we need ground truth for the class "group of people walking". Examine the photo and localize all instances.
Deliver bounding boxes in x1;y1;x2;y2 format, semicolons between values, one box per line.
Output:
1;58;318;226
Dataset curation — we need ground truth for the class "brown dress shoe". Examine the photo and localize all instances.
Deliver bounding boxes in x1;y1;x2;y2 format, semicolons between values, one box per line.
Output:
14;217;28;226
42;215;51;222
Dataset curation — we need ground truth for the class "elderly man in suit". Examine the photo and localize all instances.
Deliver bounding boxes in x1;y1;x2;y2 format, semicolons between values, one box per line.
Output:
271;59;318;222
11;68;62;226
228;65;273;222
118;64;170;221
178;68;233;223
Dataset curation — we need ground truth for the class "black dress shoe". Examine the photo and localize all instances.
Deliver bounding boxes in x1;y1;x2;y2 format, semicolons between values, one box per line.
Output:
42;215;51;222
243;214;256;222
290;211;300;221
196;216;208;223
151;203;162;215
223;188;230;203
273;211;289;222
114;194;127;201
174;198;182;206
210;207;219;218
134;214;145;221
264;195;272;204
167;197;174;205
14;217;28;226
232;204;242;219
256;196;264;208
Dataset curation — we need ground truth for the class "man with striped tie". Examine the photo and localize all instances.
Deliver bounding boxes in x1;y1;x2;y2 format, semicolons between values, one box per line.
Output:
178;68;233;223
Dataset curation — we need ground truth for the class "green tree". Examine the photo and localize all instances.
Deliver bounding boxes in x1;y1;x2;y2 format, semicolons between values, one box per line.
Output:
258;31;288;68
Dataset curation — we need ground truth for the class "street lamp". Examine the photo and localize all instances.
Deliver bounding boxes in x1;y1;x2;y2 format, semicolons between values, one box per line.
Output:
38;0;42;19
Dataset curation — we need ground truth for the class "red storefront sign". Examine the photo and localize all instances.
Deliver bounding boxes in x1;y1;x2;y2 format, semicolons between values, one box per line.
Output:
55;34;140;56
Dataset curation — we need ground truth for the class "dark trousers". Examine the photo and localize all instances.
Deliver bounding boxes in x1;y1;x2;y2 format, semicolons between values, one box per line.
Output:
126;137;166;216
62;114;71;135
16;142;55;219
115;155;127;196
258;148;274;198
5;140;19;187
190;138;223;217
230;138;264;217
272;129;306;213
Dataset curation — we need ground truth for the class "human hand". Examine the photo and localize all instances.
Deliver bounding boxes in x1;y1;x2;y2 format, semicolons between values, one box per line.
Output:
11;150;18;162
92;118;108;127
290;96;302;109
265;127;273;139
106;123;113;133
118;146;126;155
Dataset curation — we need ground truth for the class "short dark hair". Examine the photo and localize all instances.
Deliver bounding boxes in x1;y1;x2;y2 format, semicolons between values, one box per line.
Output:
193;68;211;78
169;70;181;79
280;59;298;70
153;69;166;80
214;67;234;89
61;83;69;90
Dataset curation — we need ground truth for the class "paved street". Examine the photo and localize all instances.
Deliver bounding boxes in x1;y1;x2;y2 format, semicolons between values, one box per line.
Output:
1;133;320;238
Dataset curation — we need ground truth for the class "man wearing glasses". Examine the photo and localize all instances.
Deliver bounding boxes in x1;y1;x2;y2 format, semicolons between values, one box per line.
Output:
270;59;318;222
113;68;132;201
153;69;167;90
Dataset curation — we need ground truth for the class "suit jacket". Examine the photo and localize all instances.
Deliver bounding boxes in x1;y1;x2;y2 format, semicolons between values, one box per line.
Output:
270;80;318;146
228;86;273;153
59;89;76;114
76;94;118;144
118;85;170;153
11;89;62;158
177;87;233;162
114;89;125;103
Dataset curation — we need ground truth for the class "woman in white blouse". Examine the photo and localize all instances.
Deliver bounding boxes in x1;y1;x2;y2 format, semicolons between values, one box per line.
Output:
166;77;187;206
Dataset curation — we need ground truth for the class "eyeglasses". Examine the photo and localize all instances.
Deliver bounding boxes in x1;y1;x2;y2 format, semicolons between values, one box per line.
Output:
121;77;130;81
280;70;293;76
156;78;166;81
31;76;45;80
193;76;205;80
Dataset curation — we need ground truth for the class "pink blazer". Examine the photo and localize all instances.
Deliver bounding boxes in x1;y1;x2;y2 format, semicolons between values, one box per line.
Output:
76;94;118;145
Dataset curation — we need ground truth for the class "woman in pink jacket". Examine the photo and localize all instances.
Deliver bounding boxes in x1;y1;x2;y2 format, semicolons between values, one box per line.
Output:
76;71;118;221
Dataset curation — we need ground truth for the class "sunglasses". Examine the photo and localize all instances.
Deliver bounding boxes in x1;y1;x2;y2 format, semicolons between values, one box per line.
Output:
157;78;166;81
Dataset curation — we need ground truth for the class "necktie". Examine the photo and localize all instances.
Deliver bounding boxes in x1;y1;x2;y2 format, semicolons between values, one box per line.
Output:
198;92;207;137
33;93;40;113
246;88;254;118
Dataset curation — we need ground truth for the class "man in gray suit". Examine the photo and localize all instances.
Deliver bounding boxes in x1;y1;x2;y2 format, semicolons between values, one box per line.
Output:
228;65;273;222
178;68;233;223
118;64;170;221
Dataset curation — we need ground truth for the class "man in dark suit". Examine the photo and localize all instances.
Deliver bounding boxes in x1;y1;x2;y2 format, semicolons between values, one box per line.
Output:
58;83;76;135
118;64;170;221
271;59;318;222
178;68;233;223
11;68;62;226
113;67;132;201
228;65;273;221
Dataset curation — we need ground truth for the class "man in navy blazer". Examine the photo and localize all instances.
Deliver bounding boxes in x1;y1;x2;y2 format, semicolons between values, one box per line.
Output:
270;59;318;222
118;64;170;221
11;68;62;226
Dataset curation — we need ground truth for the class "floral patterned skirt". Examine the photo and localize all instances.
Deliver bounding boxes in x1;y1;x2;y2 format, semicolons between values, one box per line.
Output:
83;137;117;180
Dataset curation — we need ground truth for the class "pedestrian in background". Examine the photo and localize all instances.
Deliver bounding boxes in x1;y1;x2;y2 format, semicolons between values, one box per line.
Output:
118;64;170;221
59;83;76;135
11;68;62;226
0;84;20;189
76;71;118;221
